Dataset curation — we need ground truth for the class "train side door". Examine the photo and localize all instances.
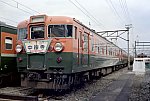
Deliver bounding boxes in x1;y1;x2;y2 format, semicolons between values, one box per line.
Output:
82;32;89;66
79;31;83;65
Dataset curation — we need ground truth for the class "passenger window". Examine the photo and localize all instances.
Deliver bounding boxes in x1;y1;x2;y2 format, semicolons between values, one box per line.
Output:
5;37;12;50
80;31;82;47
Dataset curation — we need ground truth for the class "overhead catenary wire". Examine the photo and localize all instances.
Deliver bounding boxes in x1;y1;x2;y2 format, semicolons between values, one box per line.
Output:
118;0;128;23
124;0;132;23
68;0;105;29
105;0;127;25
0;0;33;15
0;16;18;24
0;0;40;15
73;0;106;29
11;0;40;14
0;0;40;26
118;0;132;23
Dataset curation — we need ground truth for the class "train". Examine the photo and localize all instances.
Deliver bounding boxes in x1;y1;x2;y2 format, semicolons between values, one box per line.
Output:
16;15;132;90
0;22;19;86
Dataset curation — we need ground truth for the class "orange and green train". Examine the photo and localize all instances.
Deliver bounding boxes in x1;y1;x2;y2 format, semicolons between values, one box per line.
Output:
16;15;130;90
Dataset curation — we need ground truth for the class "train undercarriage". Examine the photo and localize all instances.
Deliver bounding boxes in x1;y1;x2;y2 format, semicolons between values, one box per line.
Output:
20;63;128;91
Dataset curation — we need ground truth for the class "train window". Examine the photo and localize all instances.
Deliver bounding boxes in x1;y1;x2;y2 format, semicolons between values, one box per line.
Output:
18;28;27;40
31;25;44;39
5;37;12;50
74;26;77;39
98;47;100;53
80;31;82;47
48;25;65;37
91;37;94;52
83;33;88;52
48;25;72;37
66;25;72;37
102;48;104;55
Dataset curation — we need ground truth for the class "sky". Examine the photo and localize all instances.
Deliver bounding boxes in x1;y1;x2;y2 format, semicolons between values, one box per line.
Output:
0;0;150;55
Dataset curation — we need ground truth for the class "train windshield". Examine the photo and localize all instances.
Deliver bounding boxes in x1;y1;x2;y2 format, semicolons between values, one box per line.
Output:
31;25;44;39
48;25;72;37
18;28;27;40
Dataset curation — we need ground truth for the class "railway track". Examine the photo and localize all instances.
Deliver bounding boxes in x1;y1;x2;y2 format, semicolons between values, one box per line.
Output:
0;87;38;101
0;66;128;101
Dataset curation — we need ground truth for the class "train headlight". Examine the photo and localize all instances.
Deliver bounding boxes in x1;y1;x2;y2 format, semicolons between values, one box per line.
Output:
54;42;63;52
15;45;22;53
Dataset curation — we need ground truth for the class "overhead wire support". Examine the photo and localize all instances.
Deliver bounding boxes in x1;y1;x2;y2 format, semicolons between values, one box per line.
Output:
98;29;128;41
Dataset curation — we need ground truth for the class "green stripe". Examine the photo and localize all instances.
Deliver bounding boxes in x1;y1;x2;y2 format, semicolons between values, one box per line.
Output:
1;26;17;34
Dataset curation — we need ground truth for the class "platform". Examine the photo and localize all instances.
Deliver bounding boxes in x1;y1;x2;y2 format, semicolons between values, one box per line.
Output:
90;68;149;101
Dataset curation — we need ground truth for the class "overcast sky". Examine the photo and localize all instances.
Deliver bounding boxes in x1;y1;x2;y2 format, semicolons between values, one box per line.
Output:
0;0;150;54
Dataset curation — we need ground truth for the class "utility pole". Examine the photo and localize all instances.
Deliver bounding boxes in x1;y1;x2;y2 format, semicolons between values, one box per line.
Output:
135;41;136;58
125;24;132;70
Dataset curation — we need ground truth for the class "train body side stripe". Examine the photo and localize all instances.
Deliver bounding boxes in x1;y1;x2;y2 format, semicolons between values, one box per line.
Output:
1;53;17;57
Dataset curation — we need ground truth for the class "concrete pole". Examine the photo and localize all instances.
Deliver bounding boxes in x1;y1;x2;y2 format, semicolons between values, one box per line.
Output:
135;41;136;58
127;29;130;70
125;24;132;70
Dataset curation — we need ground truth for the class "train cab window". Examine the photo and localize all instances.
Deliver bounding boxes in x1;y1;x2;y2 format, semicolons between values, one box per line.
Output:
18;28;27;40
31;25;44;39
66;25;72;37
48;25;72;37
5;37;12;50
74;26;77;39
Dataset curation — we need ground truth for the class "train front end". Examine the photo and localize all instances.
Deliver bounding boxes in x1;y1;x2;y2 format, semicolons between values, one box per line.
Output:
16;15;74;89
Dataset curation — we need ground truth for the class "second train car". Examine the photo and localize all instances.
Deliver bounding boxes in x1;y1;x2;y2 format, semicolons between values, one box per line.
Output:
0;22;19;86
16;15;128;89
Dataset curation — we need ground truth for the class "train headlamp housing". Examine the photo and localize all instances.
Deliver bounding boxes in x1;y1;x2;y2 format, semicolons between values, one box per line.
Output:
54;42;63;52
15;45;22;53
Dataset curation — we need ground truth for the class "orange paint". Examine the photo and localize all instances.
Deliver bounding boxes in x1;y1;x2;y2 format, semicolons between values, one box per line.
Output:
17;15;127;58
1;32;17;54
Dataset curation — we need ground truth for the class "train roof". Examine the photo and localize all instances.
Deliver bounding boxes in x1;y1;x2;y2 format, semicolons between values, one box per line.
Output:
17;20;29;28
46;16;74;24
0;21;16;30
17;15;127;54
